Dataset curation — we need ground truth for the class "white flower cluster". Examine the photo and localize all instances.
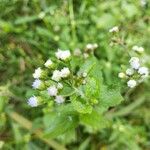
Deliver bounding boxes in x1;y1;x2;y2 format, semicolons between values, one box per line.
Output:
47;84;64;104
48;67;70;103
85;43;98;50
83;43;98;59
55;49;71;61
28;49;72;107
46;50;71;104
28;48;90;107
32;67;45;89
132;45;144;53
109;26;119;33
119;56;149;88
140;0;147;7
52;67;70;81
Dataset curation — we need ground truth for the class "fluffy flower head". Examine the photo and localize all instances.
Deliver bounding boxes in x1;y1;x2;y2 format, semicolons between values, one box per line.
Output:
126;68;134;76
127;80;137;88
32;79;41;89
27;96;38;107
52;70;62;81
55;49;71;61
55;95;65;104
138;67;149;75
109;26;119;33
118;72;126;78
60;67;70;78
129;57;140;69
44;59;53;68
86;44;93;49
82;72;87;77
47;85;58;96
132;46;144;53
33;67;42;78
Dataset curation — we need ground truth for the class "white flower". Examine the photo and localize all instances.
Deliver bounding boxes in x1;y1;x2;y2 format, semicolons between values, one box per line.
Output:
86;44;93;49
38;12;45;19
132;45;144;53
55;49;71;61
86;43;98;50
129;57;140;69
47;85;58;96
130;61;140;69
138;47;144;52
52;70;61;81
132;45;138;51
83;53;89;59
126;68;134;76
32;79;41;89
27;96;38;107
55;95;65;104
118;72;126;78
127;80;137;88
129;57;139;63
109;26;119;33
60;67;70;78
57;83;63;89
82;80;87;84
33;67;42;78
44;59;53;68
138;67;149;75
93;43;98;48
73;48;81;56
82;72;87;77
140;0;147;6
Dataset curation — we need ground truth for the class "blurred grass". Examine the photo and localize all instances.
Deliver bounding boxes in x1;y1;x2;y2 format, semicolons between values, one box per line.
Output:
0;0;150;149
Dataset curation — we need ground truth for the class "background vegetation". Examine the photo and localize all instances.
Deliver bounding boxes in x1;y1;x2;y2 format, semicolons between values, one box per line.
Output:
0;0;150;149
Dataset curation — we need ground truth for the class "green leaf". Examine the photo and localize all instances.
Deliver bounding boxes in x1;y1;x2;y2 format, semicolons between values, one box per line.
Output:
44;114;78;138
122;2;138;18
14;15;38;24
59;83;74;97
78;137;91;150
0;96;7;113
79;56;97;74
57;129;76;144
80;109;109;132
99;85;123;108
80;56;103;100
85;77;99;99
12;123;23;143
97;13;116;29
72;100;93;114
43;105;78;138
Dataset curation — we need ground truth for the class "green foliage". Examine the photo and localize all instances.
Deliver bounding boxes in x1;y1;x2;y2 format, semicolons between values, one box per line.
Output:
80;109;109;132
100;85;123;108
72;97;93;114
0;0;150;149
42;104;78;139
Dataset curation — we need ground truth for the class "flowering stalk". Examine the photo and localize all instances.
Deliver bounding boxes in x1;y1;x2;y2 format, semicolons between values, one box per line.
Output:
27;49;89;108
109;26;149;89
